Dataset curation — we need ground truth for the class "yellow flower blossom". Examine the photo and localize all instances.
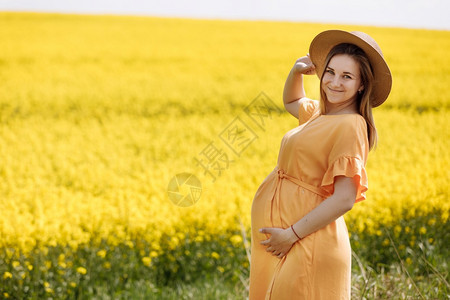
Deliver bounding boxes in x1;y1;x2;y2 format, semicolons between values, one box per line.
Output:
217;266;225;273
3;272;13;279
97;250;107;258
419;227;427;234
142;257;152;267
76;267;87;275
24;260;33;271
230;234;243;246
45;261;52;270
211;252;220;259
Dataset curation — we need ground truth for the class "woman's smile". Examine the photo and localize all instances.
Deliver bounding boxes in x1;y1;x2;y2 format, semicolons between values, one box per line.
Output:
327;87;344;93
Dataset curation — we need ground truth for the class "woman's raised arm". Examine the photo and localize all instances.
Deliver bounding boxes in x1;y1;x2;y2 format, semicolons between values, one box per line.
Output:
283;55;316;119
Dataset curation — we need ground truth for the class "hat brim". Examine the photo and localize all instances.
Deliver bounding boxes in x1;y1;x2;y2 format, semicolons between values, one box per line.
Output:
309;30;392;107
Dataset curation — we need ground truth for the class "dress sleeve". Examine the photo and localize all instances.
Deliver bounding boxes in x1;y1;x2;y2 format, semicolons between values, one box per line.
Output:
320;115;369;203
298;98;320;126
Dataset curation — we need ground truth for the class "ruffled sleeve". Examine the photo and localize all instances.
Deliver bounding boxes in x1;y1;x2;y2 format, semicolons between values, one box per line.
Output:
298;98;320;126
320;115;369;203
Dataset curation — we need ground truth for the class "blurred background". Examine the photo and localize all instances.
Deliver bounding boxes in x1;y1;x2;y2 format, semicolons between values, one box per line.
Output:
2;0;450;30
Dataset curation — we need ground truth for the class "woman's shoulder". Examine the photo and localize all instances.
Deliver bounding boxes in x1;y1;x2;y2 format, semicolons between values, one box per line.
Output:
298;98;320;125
299;98;320;111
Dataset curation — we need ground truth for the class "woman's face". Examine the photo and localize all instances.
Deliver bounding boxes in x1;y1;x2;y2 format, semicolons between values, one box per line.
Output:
321;54;363;106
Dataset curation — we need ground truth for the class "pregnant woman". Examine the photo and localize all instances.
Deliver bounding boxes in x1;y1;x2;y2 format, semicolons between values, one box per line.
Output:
249;30;392;299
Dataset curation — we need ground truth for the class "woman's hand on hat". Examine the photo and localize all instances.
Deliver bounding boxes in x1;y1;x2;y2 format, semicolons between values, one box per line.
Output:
293;54;316;75
259;227;296;259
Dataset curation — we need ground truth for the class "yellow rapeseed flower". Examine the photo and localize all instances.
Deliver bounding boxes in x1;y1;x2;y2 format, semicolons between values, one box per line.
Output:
382;239;390;246
195;236;204;242
3;272;13;279
3;292;9;298
142;257;151;267
217;266;225;273
70;282;77;288
405;257;412;265
230;234;243;246
394;225;402;237
97;250;107;258
419;227;427;234
103;262;111;269
76;267;87;275
45;261;52;270
211;252;220;259
427;218;436;226
126;241;134;249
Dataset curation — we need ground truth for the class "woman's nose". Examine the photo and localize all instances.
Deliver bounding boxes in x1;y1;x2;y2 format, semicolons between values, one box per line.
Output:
330;76;341;87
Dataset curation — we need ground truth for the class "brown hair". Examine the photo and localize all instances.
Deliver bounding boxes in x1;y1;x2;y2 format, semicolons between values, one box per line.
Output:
319;43;377;150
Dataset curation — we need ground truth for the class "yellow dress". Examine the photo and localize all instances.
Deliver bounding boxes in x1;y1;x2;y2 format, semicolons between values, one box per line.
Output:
249;99;369;299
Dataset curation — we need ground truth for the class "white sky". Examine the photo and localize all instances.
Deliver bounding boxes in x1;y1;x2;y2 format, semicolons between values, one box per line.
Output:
1;0;449;30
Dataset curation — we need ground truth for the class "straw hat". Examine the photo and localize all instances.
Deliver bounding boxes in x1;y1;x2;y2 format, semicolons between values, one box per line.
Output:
309;30;392;107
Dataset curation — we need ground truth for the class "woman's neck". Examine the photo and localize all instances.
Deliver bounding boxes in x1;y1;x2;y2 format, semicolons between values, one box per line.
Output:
325;99;358;115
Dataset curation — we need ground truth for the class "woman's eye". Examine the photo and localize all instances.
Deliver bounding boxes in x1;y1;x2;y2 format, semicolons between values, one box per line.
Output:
326;69;334;75
343;75;352;79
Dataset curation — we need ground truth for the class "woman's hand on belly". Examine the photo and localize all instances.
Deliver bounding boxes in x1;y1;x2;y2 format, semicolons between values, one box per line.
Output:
259;227;299;259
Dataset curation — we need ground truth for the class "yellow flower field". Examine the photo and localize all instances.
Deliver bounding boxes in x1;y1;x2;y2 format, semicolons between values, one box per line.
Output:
0;12;449;298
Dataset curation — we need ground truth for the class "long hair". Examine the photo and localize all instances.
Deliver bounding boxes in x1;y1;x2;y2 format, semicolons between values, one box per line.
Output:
319;43;377;150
